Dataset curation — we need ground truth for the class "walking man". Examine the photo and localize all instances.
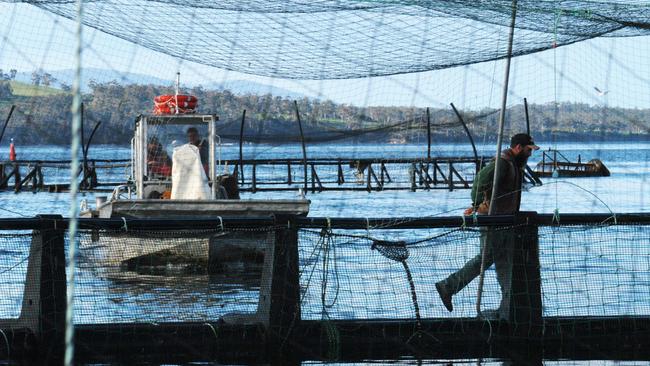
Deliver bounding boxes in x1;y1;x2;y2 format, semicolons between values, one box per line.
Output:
435;133;539;317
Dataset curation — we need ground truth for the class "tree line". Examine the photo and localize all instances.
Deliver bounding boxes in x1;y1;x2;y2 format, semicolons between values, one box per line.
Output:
1;81;648;145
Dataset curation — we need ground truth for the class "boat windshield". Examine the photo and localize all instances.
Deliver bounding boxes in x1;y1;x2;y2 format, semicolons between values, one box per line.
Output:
146;124;210;179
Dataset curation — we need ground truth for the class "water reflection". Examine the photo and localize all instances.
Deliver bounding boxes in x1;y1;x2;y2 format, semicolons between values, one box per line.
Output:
74;263;261;324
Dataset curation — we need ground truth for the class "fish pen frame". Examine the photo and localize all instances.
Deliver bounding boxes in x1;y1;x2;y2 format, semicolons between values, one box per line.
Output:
0;213;649;364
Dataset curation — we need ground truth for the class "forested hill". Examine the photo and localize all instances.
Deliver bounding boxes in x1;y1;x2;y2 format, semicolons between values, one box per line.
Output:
1;80;648;145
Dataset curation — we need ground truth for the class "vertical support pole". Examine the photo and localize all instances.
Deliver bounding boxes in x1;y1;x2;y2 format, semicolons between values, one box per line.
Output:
257;215;300;355
366;163;372;192
0;163;5;189
409;163;416;192
506;212;542;340
36;215;67;364
426;107;431;160
37;164;44;190
209;115;217;199
448;162;453;191
14;163;21;193
432;159;438;184
479;0;519;315
287;161;292;185
239;110;246;185
90;161;97;189
294;101;308;195
80;102;86;184
31;166;38;191
337;160;344;185
252;163;257;194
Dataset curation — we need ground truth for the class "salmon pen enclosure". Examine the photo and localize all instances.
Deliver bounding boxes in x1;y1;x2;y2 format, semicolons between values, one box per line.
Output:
0;213;649;364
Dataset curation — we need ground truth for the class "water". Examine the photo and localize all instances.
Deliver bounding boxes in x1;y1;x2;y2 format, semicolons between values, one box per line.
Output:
2;141;649;217
1;142;649;363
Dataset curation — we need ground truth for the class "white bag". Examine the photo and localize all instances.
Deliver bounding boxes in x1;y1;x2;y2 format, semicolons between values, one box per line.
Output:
171;144;211;200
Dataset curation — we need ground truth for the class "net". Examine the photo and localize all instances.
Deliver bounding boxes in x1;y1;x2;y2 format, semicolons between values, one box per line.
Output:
1;217;649;362
9;1;650;79
2;0;650;364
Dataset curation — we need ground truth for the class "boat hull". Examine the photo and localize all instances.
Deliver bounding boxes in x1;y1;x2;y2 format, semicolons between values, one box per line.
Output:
83;199;308;272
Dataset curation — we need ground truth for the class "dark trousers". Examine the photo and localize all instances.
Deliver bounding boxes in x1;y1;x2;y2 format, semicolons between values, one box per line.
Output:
437;228;514;317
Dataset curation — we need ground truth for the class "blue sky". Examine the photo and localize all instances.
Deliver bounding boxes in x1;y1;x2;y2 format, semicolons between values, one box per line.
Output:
1;3;649;110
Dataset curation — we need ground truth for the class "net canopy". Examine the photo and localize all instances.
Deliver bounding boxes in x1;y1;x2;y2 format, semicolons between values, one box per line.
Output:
9;0;650;79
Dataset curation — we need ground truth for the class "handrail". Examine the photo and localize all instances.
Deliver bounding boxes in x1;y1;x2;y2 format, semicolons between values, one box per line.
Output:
0;213;648;231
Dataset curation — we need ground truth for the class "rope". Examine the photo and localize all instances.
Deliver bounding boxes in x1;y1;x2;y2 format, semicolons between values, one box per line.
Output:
371;239;422;337
121;217;128;231
65;1;84;363
320;226;340;309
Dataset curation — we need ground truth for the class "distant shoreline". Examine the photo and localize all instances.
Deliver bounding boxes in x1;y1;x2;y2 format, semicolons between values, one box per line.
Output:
2;133;650;148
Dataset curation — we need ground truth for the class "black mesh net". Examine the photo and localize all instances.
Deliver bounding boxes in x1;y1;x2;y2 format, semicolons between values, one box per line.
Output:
0;233;31;320
10;1;650;79
1;220;649;362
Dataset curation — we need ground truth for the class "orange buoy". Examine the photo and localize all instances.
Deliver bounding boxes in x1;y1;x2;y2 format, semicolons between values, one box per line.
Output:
153;95;198;115
9;138;16;161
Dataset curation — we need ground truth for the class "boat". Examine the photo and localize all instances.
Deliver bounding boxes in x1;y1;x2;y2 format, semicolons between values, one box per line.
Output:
534;148;610;177
82;112;309;272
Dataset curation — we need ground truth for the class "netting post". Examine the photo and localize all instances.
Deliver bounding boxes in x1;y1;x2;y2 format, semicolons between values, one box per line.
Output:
0;163;5;189
505;211;542;341
35;214;67;364
258;215;300;357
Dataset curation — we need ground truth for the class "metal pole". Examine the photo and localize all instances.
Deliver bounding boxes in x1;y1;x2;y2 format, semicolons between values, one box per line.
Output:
239;110;246;183
294;101;308;194
524;97;530;136
477;0;518;316
209;116;216;199
426;107;431;160
65;0;83;364
175;72;180;115
0;105;15;145
450;103;479;168
83;121;102;160
81;102;86;181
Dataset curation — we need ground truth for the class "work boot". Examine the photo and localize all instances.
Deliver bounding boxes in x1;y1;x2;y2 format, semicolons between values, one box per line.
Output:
435;282;453;312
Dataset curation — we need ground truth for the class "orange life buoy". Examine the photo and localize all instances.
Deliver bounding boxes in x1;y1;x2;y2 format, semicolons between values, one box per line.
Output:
153;94;198;115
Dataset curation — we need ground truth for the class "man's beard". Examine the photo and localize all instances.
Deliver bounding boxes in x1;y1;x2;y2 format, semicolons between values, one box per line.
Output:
514;153;528;167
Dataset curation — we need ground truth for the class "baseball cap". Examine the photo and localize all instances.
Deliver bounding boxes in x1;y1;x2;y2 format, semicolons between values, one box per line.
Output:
510;133;540;150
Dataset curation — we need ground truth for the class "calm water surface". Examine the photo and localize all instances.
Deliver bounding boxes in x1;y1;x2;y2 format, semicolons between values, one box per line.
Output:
1;142;649;364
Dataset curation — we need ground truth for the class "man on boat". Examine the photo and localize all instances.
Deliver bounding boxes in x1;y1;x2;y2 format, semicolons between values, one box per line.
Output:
146;137;172;177
187;127;209;172
435;133;539;318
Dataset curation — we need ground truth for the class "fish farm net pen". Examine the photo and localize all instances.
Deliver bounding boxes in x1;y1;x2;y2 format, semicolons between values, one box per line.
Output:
0;213;649;363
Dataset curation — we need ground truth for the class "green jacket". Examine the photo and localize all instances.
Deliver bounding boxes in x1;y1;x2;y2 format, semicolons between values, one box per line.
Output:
471;149;523;214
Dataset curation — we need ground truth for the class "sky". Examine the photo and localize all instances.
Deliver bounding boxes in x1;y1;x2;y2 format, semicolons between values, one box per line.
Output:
1;3;650;110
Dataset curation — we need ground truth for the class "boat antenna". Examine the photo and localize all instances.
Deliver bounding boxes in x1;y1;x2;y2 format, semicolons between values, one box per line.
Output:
175;72;180;114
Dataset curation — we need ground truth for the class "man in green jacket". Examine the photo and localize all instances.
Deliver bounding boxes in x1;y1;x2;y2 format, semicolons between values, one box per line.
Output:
435;133;539;316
